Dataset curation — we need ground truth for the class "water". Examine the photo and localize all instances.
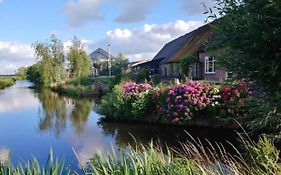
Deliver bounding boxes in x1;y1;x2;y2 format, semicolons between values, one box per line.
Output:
0;81;239;170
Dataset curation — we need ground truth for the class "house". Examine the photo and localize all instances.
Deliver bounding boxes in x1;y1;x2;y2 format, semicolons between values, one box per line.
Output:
89;48;115;76
151;31;194;78
151;23;228;82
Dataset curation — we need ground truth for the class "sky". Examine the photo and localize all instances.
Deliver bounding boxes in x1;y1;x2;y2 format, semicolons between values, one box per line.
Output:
0;0;216;74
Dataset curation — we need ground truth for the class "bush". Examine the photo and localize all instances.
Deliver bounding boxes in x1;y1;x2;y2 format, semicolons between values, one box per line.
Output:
98;82;153;121
0;77;15;90
153;81;215;124
151;74;161;85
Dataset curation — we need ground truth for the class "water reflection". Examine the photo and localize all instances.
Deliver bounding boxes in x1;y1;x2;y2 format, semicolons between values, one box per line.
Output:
0;82;38;113
37;89;94;137
99;122;240;151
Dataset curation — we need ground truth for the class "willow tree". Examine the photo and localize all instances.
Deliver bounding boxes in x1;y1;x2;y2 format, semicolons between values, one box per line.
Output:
33;34;67;86
67;36;92;78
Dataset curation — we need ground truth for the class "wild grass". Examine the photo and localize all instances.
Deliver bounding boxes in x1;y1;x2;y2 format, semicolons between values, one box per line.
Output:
88;132;281;175
0;150;71;175
0;132;280;174
0;77;15;90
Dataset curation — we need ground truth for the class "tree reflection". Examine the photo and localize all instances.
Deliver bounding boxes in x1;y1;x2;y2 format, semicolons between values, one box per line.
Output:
98;122;240;151
37;89;94;137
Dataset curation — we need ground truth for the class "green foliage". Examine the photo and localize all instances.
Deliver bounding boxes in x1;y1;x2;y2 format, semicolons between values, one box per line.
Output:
67;36;92;78
0;150;71;175
15;67;27;80
208;0;281;95
32;34;68;87
151;74;161;85
98;83;153;121
0;77;15;90
180;55;197;77
89;133;281;175
26;63;41;84
111;53;129;76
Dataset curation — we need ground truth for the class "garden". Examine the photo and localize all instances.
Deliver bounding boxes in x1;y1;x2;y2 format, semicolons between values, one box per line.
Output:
98;80;252;125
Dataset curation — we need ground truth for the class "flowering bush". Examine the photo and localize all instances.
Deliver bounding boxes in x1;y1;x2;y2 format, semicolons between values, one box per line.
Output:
154;81;214;124
98;82;153;121
220;81;252;115
122;82;152;96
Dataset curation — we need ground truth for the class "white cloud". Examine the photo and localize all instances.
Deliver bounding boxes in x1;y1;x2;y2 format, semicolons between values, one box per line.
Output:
180;0;216;15
115;0;159;23
63;38;93;53
90;20;203;61
64;0;104;27
64;0;159;27
0;41;35;74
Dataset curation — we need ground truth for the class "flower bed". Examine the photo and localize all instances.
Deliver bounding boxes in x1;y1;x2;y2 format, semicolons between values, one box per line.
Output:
98;80;252;126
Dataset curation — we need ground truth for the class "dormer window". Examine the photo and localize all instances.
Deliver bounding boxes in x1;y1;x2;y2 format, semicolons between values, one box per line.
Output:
205;56;215;74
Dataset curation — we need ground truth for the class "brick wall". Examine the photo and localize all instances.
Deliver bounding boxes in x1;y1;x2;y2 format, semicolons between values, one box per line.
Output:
199;52;227;82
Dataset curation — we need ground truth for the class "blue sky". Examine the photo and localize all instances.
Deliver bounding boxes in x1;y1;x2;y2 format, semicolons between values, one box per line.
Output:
0;0;215;74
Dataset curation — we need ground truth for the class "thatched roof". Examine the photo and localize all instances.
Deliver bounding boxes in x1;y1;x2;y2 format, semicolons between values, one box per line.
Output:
167;24;213;63
152;32;194;64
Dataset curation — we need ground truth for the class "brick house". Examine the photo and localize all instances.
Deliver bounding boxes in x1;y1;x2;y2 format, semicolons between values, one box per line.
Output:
152;23;228;82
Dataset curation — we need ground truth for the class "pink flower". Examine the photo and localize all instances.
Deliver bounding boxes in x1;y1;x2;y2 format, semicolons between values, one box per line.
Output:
233;89;239;95
172;118;179;124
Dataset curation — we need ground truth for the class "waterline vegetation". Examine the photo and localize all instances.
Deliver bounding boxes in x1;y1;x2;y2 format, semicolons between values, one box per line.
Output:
0;132;280;175
0;76;15;90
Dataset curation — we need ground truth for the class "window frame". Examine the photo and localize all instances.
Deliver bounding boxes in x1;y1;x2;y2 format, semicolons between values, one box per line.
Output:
204;56;216;74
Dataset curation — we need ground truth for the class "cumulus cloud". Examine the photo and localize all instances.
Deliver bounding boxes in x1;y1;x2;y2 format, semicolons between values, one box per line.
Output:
64;0;159;27
90;20;203;61
180;0;216;15
115;0;159;23
64;0;104;27
0;41;35;74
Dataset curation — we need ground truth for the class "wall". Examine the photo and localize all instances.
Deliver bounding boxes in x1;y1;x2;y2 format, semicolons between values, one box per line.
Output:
199;52;227;82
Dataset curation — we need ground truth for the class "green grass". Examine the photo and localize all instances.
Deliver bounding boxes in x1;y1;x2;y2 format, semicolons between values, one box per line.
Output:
0;150;71;175
0;132;280;174
89;132;281;175
53;76;117;97
0;77;15;90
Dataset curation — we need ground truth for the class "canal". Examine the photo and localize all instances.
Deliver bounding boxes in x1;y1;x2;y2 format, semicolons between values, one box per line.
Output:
0;81;239;170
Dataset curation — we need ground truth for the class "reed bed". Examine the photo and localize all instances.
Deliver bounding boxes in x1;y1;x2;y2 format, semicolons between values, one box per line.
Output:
0;133;280;174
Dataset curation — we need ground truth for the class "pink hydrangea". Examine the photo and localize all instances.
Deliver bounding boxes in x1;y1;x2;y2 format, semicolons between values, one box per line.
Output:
122;82;152;96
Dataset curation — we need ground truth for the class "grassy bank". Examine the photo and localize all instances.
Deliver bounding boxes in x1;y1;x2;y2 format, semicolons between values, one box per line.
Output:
0;133;280;175
52;76;116;97
0;76;15;90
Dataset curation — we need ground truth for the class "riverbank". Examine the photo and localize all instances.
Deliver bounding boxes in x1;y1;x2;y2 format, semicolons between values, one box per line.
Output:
51;76;116;97
98;80;251;127
97;80;281;142
0;76;15;90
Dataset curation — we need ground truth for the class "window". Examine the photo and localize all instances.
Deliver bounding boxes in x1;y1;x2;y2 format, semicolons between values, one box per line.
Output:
205;56;215;74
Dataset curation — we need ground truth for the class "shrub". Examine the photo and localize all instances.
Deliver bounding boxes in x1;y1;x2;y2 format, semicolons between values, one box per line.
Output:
0;77;15;90
220;81;252;116
153;81;214;124
98;82;153;121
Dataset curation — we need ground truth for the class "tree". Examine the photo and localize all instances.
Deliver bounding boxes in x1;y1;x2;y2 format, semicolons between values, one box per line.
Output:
15;66;27;80
32;34;67;86
207;0;281;95
111;53;128;75
180;55;197;77
26;63;41;84
67;36;92;78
